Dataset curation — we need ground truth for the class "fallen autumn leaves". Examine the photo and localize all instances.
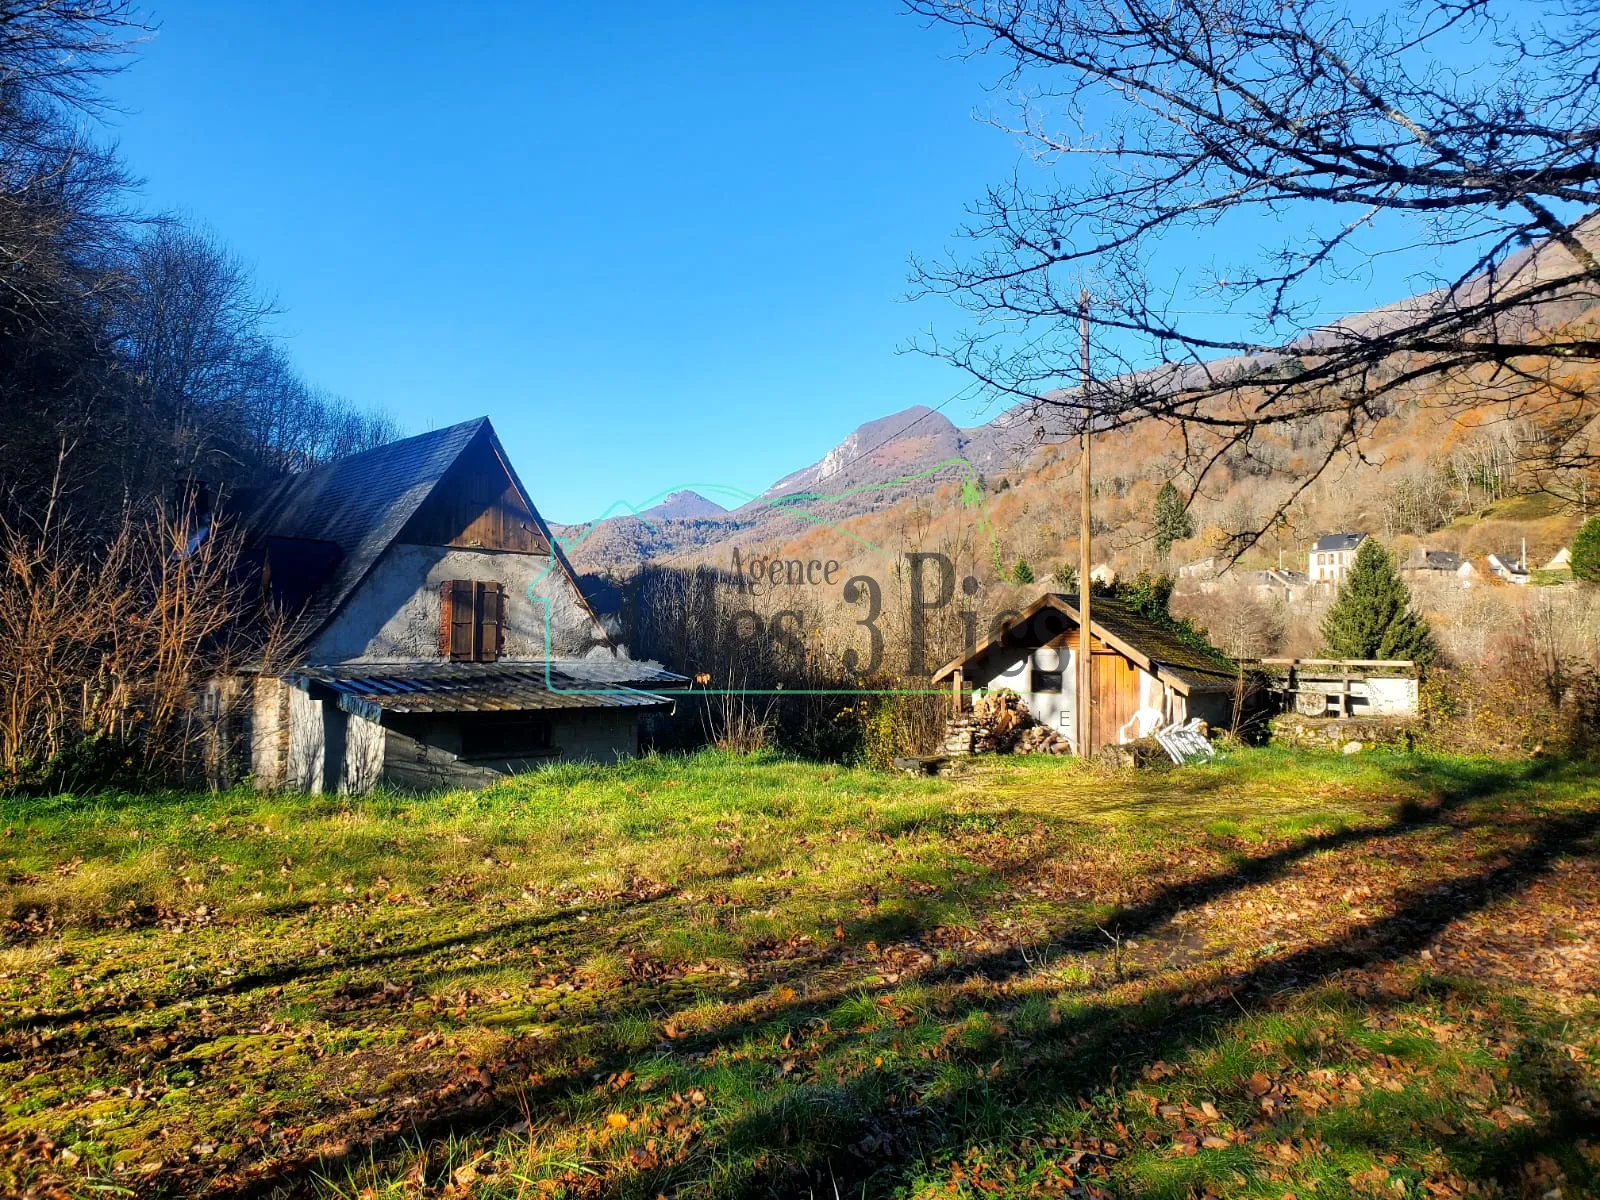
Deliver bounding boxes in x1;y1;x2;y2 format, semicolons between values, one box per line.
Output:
1;748;1596;1198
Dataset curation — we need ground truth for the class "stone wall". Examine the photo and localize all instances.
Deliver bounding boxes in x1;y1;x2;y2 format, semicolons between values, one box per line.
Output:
249;676;290;790
1269;713;1418;750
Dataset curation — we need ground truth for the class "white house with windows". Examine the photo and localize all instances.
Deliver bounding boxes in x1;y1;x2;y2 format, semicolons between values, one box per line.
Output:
1308;532;1367;585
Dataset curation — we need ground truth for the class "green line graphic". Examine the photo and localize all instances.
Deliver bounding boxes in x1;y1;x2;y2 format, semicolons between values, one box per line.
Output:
526;457;1004;695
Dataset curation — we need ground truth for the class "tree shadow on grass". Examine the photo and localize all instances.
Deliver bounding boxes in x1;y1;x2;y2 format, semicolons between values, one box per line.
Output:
21;756;1596;1199
178;761;1587;1200
705;801;1600;1198
0;892;670;1035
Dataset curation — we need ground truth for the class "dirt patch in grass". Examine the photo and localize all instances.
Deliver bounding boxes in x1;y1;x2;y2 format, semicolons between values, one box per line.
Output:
2;749;1596;1198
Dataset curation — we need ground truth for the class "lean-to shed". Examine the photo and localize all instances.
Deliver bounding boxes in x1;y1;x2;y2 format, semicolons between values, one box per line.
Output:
931;593;1237;753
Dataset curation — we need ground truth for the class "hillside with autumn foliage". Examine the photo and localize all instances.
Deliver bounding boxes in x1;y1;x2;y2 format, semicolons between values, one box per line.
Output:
557;284;1599;676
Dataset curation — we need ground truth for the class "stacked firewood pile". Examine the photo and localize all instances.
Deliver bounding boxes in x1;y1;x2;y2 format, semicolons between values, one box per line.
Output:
1014;724;1073;755
942;690;1073;756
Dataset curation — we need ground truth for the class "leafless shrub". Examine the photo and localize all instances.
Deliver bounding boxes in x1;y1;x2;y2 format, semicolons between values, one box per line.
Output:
1419;587;1600;755
1171;588;1284;660
696;674;779;755
0;503;260;790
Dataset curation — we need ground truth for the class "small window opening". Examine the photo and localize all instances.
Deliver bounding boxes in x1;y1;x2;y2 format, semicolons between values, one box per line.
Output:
460;714;553;758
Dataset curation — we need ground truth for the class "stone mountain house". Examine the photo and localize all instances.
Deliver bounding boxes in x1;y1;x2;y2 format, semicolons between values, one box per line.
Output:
216;418;681;793
1309;532;1367;585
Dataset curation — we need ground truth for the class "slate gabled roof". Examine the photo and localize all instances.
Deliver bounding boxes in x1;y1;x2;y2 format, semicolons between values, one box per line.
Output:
1313;532;1366;553
1412;550;1463;571
237;418;489;638
932;593;1238;694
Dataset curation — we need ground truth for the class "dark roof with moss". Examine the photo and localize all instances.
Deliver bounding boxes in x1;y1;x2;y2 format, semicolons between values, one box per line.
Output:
932;592;1238;694
1069;594;1236;691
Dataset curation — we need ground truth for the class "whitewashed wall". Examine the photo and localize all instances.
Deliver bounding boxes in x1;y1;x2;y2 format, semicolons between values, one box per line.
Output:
341;713;386;793
305;543;608;664
286;686;327;793
970;643;1174;747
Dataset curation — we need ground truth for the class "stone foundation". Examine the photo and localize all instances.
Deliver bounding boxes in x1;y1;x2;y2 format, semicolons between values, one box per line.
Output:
1268;714;1418;750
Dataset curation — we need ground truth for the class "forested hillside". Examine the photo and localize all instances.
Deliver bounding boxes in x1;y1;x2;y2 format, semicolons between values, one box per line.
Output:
0;7;396;536
560;308;1598;588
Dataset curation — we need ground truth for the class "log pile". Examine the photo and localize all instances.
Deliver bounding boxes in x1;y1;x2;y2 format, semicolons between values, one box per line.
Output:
1014;724;1073;755
942;690;1073;756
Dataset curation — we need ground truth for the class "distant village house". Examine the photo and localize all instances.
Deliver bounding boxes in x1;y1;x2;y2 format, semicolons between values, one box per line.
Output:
1402;548;1476;585
1486;549;1530;584
1308;532;1366;584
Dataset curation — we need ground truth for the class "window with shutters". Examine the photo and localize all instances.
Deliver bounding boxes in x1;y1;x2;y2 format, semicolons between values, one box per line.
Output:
438;579;505;662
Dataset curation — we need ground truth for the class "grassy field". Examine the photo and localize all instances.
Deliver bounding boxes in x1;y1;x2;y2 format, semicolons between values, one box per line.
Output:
2;748;1598;1199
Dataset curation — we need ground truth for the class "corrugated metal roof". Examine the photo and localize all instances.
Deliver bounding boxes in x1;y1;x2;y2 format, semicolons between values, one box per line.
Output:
289;660;683;719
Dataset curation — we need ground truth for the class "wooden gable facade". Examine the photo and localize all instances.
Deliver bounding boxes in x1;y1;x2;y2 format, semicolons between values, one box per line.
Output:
397;432;551;554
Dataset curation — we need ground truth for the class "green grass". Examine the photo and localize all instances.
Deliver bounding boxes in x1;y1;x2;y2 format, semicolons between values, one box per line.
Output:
1450;493;1567;525
2;747;1598;1198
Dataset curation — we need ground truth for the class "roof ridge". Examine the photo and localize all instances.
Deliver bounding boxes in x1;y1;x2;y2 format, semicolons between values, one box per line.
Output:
238;418;496;650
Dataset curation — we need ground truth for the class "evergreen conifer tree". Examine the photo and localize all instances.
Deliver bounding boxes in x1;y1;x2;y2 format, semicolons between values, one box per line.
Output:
1152;481;1193;559
1572;516;1600;582
1012;556;1035;585
1319;539;1436;664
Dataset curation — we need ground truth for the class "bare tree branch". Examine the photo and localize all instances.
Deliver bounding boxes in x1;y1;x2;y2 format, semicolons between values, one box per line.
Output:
908;0;1600;548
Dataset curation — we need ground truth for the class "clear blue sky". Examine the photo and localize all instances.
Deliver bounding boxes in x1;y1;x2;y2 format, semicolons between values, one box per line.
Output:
104;2;1015;523
104;3;1510;524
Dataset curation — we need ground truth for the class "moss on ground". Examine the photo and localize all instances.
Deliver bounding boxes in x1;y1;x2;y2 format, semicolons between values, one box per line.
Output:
1;748;1597;1198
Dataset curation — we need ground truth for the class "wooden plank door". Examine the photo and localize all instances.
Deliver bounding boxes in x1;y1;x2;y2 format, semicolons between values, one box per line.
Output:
1092;651;1140;750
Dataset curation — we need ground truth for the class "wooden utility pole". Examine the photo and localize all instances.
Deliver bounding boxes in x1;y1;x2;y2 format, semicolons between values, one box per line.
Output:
1077;290;1093;759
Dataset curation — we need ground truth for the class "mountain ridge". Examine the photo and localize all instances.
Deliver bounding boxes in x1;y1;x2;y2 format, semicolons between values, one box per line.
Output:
559;222;1600;578
639;490;728;520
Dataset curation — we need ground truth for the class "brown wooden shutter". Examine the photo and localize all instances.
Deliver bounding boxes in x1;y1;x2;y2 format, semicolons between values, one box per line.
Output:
479;582;503;662
495;584;506;659
438;581;453;657
448;580;475;660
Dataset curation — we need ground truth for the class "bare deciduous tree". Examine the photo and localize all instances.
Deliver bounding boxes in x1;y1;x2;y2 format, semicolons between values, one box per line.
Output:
0;502;262;789
113;225;402;487
908;0;1600;543
0;4;399;535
